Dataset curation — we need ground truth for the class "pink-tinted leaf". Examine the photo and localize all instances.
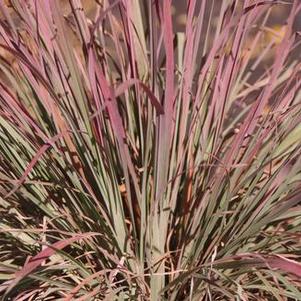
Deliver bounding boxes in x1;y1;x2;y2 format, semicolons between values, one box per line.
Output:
114;79;164;115
4;233;97;297
267;254;301;277
17;236;84;277
90;0;122;40
88;46;141;221
162;0;174;119
211;253;301;278
4;133;64;198
156;0;175;200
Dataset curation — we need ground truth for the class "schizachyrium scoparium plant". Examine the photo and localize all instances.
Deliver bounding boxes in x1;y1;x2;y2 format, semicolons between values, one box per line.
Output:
1;0;301;300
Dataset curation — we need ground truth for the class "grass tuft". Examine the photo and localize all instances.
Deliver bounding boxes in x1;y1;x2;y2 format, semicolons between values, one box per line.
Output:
1;0;301;300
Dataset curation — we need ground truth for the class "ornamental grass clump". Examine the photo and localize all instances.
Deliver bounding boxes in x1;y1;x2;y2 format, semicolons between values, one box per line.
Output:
1;0;301;300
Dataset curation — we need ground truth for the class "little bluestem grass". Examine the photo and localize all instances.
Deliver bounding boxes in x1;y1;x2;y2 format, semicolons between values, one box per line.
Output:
0;0;301;300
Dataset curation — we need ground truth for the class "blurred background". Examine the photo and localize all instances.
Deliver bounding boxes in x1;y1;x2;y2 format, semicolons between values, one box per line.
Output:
1;0;300;80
